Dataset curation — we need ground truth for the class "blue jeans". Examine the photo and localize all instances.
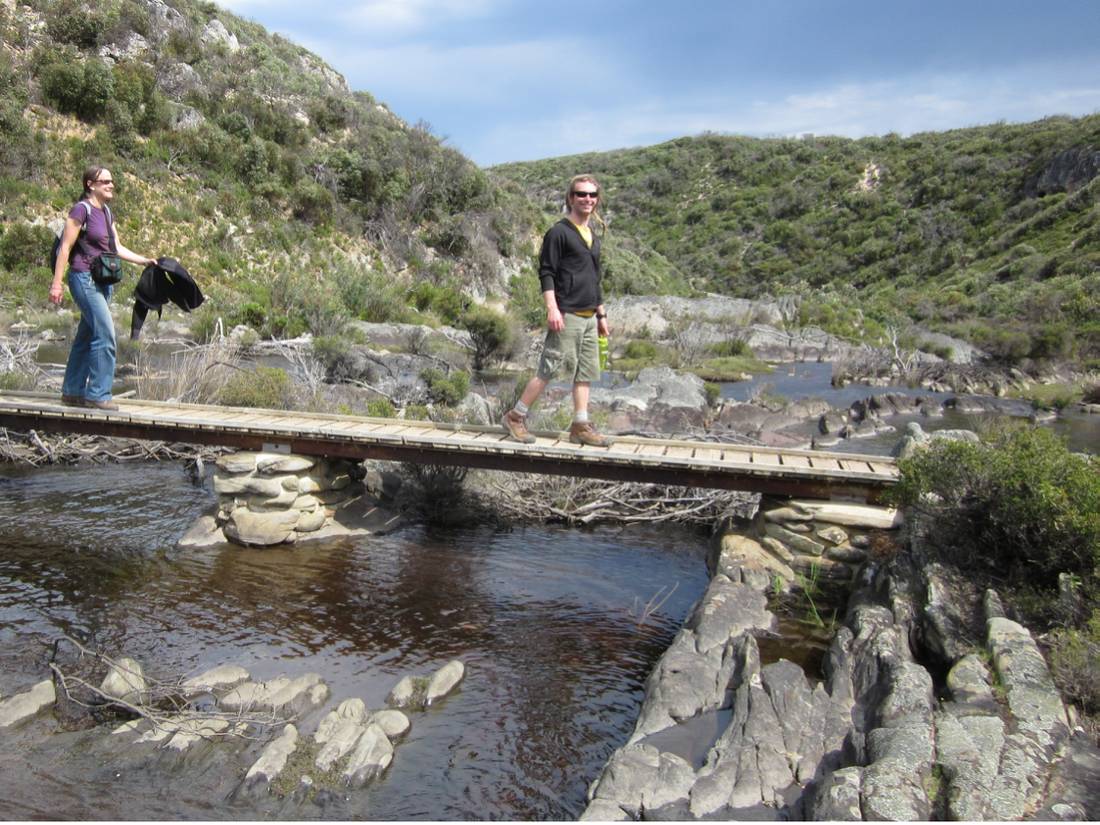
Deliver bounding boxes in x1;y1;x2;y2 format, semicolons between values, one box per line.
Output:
61;270;116;401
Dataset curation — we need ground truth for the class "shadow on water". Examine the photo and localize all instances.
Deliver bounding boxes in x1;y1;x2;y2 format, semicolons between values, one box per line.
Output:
0;462;710;820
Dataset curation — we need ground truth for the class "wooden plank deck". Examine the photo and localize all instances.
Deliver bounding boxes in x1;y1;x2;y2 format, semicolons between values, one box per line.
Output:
0;390;899;501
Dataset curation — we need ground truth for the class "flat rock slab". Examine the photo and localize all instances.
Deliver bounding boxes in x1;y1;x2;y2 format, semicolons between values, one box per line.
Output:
0;680;55;727
182;664;250;694
788;500;903;529
221;673;327;714
243;724;299;789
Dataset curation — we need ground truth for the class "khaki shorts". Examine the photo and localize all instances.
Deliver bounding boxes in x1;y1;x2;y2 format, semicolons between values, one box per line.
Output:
536;312;600;383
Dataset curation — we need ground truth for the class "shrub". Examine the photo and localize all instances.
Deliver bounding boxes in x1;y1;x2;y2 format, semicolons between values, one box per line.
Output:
216;366;293;409
461;305;511;371
46;0;117;48
312;335;358;380
1047;609;1100;713
709;338;752;357
420;367;469;407
365;397;395;418
0;222;53;272
704;381;720;407
623;340;658;359
890;425;1100;593
39;56;114;121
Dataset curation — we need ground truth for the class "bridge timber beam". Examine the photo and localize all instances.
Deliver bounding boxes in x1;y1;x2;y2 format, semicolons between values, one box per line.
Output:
0;391;898;503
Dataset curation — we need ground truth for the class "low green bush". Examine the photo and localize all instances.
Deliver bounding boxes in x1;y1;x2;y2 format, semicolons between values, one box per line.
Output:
312;335;357;380
0;222;53;272
216;366;293;409
709;338;753;358
890;425;1100;593
365;397;395;418
420;367;469;407
461;305;511;371
1047;609;1100;714
623;340;658;359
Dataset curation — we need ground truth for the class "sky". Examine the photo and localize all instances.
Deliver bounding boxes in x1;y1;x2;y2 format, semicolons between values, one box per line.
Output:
215;0;1100;167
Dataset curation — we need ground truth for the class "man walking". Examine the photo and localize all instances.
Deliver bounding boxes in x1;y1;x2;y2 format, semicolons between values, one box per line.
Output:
502;174;611;447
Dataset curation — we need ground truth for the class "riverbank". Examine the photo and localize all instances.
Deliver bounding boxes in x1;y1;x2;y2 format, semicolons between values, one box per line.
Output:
583;499;1100;821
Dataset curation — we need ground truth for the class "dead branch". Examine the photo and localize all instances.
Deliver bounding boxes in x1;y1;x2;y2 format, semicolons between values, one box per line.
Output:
482;473;757;526
50;636;285;742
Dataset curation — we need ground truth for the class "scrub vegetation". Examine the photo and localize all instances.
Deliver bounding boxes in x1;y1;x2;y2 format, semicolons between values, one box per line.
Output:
889;425;1100;715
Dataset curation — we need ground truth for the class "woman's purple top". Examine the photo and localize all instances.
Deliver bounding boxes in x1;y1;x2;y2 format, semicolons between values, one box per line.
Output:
68;201;113;273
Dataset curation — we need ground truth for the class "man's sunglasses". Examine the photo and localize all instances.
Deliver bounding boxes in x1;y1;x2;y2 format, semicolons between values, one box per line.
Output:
572;190;599;199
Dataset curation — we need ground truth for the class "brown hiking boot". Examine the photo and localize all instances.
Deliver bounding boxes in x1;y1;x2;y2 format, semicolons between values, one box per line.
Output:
502;409;536;443
569;421;610;447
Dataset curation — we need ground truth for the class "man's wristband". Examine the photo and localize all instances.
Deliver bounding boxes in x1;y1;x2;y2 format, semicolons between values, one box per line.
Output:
596;312;607;319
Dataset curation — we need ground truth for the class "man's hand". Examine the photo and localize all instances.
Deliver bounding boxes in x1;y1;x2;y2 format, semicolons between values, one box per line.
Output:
597;316;609;337
547;305;564;332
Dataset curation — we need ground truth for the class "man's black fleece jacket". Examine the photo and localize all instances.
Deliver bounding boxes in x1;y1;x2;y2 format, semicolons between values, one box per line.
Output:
538;219;602;313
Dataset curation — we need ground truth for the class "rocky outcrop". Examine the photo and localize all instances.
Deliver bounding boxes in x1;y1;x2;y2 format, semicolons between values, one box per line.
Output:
606;295;798;339
1026;147;1100;197
593;366;710;432
584;501;1090;821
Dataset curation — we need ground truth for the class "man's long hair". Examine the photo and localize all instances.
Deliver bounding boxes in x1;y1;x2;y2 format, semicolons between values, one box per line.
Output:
564;173;607;233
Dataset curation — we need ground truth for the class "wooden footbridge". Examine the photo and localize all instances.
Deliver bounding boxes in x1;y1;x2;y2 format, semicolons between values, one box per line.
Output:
0;390;898;502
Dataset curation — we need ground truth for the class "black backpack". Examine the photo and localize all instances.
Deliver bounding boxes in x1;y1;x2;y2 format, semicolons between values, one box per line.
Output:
49;201;112;273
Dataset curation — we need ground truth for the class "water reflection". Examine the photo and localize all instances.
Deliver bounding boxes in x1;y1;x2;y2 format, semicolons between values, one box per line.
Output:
0;462;708;820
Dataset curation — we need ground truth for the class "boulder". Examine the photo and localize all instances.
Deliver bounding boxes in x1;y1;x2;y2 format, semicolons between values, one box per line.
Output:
242;724;299;794
715;534;794;584
0;680;55;727
223;508;300;546
182;664;250;694
342;723;394;786
200;18;240;52
100;657;146;704
764;522;825;556
425;660;465;705
315;698;369;744
387;675;418;709
372;709;410;739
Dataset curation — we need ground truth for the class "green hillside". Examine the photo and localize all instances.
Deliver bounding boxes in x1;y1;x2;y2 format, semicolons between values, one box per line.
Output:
494;119;1100;367
0;0;541;337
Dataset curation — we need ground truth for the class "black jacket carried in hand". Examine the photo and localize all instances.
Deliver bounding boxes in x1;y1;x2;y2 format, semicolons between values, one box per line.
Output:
130;257;204;339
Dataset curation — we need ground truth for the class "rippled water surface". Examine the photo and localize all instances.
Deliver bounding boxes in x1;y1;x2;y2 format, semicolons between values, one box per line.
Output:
0;462;709;820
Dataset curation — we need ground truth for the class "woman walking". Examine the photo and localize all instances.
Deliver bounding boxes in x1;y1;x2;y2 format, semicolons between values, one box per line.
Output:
49;166;156;410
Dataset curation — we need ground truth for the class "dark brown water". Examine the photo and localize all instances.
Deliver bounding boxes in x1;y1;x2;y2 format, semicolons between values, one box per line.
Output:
0;462;709;820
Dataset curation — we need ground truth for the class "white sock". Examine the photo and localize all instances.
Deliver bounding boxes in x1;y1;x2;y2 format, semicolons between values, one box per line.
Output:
573;410;589;424
514;400;529;416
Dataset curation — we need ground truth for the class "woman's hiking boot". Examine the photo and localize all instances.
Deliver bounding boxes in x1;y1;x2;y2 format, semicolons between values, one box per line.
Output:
569;421;610;447
501;409;536;443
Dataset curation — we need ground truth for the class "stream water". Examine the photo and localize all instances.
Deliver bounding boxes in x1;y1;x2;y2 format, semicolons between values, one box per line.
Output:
0;462;710;820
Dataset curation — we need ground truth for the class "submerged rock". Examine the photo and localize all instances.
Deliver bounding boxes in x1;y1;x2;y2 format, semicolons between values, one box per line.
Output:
425;660;465;705
100;657;147;705
0;680;56;728
342;723;393;786
241;724;299;796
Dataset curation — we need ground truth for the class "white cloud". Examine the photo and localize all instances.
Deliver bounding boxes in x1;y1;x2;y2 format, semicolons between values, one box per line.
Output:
336;0;500;33
298;35;607;108
472;69;1100;165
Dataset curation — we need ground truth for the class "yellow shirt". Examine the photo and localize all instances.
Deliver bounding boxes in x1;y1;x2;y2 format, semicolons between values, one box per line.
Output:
568;219;593;248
